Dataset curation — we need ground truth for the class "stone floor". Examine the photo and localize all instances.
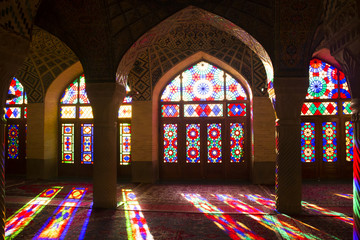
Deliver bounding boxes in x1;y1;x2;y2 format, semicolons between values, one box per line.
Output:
4;178;353;239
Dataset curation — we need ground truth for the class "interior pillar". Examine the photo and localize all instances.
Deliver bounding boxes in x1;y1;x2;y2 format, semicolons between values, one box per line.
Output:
86;82;125;208
273;77;308;214
0;28;30;239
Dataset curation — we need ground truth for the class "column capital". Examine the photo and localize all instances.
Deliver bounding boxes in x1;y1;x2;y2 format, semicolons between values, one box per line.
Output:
86;82;126;123
273;76;308;121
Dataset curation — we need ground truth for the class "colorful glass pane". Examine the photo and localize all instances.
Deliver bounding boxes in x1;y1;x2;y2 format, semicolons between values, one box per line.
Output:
182;61;224;101
301;102;337;116
225;74;247;100
62;124;74;164
24;92;28;104
345;121;353;162
34;188;87;240
118;105;132;118
6;77;24;105
322;122;337;162
79;75;90;104
307;59;337;99
60;106;76;118
4;107;21;119
79;106;94;119
335;69;351;99
161;105;179;117
227;103;246;117
24;107;27;119
343;102;352;115
186;124;200;163
81;124;93;164
120;123;131;165
7;124;19;159
60;79;78;104
123;96;132;103
161;76;181;102
163;124;177;163
184;104;223;117
230;123;245;162
301;122;315;163
207;123;222;163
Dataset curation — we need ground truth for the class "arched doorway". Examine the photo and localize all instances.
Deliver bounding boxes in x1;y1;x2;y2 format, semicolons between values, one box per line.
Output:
58;74;132;178
159;61;251;181
301;58;352;179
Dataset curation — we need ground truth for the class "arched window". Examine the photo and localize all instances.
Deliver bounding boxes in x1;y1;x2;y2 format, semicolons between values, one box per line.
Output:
159;61;250;180
59;75;132;177
301;58;352;179
4;77;27;174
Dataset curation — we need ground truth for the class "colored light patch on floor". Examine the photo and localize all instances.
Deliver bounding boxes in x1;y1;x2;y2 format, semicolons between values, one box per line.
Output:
5;186;63;239
122;189;154;240
182;193;264;240
334;193;353;199
302;201;353;225
78;203;93;240
33;187;87;240
215;194;324;240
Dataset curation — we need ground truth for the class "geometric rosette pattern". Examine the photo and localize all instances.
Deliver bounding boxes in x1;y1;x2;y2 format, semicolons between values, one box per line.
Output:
164;124;177;163
345;121;353;162
186;124;200;163
301;122;315;162
207;123;222;163
322;122;337;162
230;123;244;163
7;124;19;159
81;123;93;164
62;123;74;164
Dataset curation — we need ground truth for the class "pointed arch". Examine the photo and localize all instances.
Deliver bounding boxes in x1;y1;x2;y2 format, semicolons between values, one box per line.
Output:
152;51;254;179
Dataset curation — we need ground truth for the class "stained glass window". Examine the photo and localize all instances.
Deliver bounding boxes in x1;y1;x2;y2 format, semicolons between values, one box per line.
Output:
62;124;74;164
161;76;181;102
161;105;179;117
7;124;19;159
301;102;337;116
118;105;132;118
60;106;76;119
60;80;79;104
6;78;25;105
184;104;223;117
322;122;337;162
79;76;90;104
345;121;353;162
81;124;93;164
225;74;247;100
164;124;177;163
182;62;224;101
230;123;245;163
227;103;246;117
160;61;249;167
4;107;21;119
301;122;315;163
343;102;352;115
120;123;131;165
186;124;200;163
207;123;222;163
79;106;94;119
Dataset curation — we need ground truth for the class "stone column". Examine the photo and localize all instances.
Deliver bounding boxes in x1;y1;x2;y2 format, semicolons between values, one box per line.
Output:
0;29;30;239
273;77;308;214
86;82;126;208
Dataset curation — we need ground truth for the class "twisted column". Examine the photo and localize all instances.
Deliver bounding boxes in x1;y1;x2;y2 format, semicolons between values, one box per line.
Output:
352;99;360;239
